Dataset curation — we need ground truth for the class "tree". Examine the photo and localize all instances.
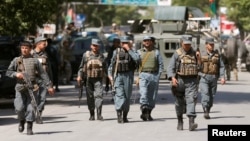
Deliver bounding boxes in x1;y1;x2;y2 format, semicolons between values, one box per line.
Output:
0;0;62;36
74;4;142;27
220;0;250;33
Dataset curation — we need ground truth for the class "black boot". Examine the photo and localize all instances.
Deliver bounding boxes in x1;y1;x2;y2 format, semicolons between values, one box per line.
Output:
36;111;43;124
203;107;210;119
123;111;129;123
140;105;148;121
117;110;123;123
97;107;103;121
89;110;95;121
177;115;183;130
189;116;198;131
18;120;25;133
27;122;33;135
148;109;153;121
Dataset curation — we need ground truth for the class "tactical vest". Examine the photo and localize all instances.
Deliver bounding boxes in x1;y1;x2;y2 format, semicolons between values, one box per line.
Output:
201;52;219;74
32;50;49;73
85;51;104;78
176;48;198;76
116;48;135;72
17;57;37;82
140;49;157;72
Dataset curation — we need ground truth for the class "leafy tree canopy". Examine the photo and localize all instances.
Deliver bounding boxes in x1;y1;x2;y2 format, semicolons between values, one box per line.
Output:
0;0;62;36
221;0;250;32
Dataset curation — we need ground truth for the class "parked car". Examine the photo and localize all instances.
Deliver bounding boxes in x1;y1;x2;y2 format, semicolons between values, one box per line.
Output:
0;40;20;98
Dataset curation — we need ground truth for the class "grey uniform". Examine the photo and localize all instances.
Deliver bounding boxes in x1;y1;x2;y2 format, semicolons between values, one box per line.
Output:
137;47;164;110
32;50;53;112
167;47;199;117
199;50;225;111
108;47;139;112
6;56;51;122
77;51;106;114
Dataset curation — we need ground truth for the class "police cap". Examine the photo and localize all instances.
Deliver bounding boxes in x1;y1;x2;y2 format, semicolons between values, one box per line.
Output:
181;35;192;44
205;38;215;44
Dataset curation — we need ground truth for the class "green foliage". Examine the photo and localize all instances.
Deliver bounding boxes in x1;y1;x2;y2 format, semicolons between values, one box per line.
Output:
221;0;250;31
0;0;62;36
75;4;142;27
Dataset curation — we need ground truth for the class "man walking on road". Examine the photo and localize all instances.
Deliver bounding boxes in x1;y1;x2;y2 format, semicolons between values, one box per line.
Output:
108;36;139;123
105;37;121;97
77;38;107;121
137;36;164;121
199;38;226;119
6;41;54;135
167;35;201;131
32;36;55;124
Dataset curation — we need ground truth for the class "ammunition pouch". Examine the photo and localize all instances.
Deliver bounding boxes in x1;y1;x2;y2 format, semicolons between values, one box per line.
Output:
178;55;198;76
201;58;219;75
16;84;28;93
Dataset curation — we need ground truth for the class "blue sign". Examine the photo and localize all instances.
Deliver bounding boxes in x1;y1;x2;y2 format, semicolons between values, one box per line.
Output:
101;0;157;6
75;14;86;28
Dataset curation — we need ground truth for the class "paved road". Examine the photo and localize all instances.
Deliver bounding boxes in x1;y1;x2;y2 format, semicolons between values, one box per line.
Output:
1;71;250;141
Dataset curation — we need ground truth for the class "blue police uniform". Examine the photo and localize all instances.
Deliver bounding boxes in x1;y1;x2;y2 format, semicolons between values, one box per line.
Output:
6;41;52;135
199;38;225;119
32;37;53;124
137;36;164;121
167;35;199;131
108;36;139;123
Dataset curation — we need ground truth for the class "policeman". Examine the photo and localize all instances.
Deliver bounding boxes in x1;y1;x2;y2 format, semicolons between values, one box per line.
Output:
105;37;121;94
6;41;54;135
77;38;107;121
167;35;201;131
59;39;73;84
108;36;139;123
32;36;55;124
137;35;164;121
199;38;226;119
45;38;60;92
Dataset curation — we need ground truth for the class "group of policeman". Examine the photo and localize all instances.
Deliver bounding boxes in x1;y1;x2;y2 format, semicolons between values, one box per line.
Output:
75;33;225;131
6;33;225;135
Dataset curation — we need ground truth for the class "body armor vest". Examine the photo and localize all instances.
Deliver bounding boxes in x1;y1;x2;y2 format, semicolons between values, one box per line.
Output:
176;48;198;76
32;50;48;73
17;57;37;82
201;52;219;74
140;49;157;72
116;48;133;72
85;51;104;78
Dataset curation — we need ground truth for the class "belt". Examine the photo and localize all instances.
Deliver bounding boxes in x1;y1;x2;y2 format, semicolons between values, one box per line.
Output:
142;71;157;73
178;75;197;78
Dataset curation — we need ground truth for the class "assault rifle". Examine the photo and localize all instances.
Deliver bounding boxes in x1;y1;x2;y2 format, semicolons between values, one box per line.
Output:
109;48;121;96
78;73;87;108
78;80;84;108
22;72;41;119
